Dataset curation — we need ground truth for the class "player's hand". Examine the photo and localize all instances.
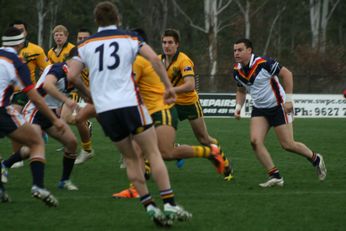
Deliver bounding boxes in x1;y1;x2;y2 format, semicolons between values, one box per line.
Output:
284;101;293;114
52;118;66;133
234;109;241;120
65;98;78;111
163;87;176;105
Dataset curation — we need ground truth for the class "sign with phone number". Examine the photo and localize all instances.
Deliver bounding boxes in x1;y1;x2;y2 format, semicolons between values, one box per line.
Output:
199;93;346;118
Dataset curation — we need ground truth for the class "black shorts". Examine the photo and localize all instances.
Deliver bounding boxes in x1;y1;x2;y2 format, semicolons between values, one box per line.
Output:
251;105;293;127
30;109;59;130
0;106;27;138
175;101;204;121
97;105;153;142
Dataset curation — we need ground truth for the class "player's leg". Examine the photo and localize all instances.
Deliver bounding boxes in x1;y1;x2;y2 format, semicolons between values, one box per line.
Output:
8;123;58;206
274;122;326;181
47;122;79;190
133;126;192;223
250;116;283;187
74;103;96;164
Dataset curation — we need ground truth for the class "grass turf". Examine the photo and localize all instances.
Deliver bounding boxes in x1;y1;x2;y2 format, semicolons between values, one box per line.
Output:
0;118;345;230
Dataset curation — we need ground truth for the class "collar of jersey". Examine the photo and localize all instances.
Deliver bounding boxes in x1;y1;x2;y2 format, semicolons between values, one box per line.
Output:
1;47;17;55
97;25;117;32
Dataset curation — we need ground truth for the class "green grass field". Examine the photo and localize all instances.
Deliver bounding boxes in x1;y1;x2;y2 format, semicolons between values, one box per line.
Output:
1;118;345;231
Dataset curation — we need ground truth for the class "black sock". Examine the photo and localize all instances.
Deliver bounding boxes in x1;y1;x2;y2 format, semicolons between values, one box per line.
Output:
61;154;76;181
30;161;45;188
268;167;281;179
140;194;156;209
309;152;320;166
160;189;176;206
3;150;23;168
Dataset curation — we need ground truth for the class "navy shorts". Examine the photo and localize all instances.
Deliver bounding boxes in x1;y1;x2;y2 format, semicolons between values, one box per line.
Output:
97;105;153;142
0;106;27;138
251;105;293;127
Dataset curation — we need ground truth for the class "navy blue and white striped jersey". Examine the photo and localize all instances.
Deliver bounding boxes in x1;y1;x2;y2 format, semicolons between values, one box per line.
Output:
233;54;285;108
0;47;33;107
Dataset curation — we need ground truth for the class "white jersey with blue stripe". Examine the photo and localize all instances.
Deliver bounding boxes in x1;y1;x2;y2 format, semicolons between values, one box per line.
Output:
73;25;143;113
0;47;33;107
233;54;286;108
24;63;70;112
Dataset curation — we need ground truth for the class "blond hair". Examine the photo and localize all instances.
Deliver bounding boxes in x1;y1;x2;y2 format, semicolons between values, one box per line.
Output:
52;25;69;36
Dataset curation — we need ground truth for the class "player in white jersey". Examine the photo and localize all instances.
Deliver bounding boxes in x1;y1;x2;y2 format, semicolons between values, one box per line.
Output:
67;1;191;227
0;27;63;206
232;38;327;187
19;62;79;190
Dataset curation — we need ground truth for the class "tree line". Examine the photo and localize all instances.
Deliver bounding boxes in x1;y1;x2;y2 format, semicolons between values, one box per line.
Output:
1;0;345;93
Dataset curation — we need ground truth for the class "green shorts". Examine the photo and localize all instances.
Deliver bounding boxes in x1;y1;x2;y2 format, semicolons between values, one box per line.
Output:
151;107;178;130
175;101;204;121
11;92;29;107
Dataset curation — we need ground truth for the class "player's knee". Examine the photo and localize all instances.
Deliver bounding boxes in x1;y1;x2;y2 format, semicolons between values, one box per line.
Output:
250;138;262;150
280;141;294;152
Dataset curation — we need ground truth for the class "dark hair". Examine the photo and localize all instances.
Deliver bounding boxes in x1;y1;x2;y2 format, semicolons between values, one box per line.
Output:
78;28;92;35
132;28;147;43
9;20;28;31
234;38;253;51
3;27;22;37
162;28;180;44
94;1;120;27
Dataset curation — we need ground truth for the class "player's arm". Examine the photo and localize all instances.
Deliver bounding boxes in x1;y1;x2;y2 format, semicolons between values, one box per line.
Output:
278;66;294;113
173;75;195;94
234;86;246;120
36;47;51;71
43;74;77;109
67;60;91;100
139;43;176;104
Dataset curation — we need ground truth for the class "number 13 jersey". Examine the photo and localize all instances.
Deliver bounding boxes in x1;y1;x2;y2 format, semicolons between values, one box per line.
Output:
73;25;144;113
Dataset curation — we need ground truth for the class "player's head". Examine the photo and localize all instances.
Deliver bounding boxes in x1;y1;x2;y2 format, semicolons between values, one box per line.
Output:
161;28;180;57
77;28;91;43
9;20;28;37
132;28;147;43
94;1;120;27
2;27;25;51
52;25;69;46
233;38;253;65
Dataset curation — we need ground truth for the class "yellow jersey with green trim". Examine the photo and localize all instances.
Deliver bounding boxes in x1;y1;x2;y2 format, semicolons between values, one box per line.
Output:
47;42;75;64
160;51;198;105
133;55;170;114
20;41;50;83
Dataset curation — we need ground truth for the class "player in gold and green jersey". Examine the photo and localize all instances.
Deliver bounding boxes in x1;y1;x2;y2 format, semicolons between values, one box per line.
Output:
160;28;233;181
112;29;225;199
48;25;75;64
10;20;50;110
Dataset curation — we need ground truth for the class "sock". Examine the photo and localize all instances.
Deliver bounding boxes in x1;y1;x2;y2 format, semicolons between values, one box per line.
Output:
140;194;155;209
30;159;45;188
160;189;176;206
192;146;212;158
309;152;320;166
3;150;23;168
268;167;281;179
61;152;76;181
81;140;92;152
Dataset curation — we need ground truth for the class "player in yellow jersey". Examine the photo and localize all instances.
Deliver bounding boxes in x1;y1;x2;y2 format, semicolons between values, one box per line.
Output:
112;29;225;199
48;25;75;64
10;20;50;112
160;28;233;181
